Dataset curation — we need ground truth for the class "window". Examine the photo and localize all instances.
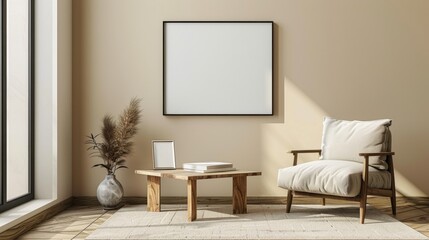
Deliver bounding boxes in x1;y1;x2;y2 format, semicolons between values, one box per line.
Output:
0;0;34;212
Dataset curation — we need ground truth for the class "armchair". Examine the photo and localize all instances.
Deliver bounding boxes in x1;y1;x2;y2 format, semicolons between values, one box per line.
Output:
277;117;396;224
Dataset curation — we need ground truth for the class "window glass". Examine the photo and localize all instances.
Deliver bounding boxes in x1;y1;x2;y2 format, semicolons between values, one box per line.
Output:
5;0;30;201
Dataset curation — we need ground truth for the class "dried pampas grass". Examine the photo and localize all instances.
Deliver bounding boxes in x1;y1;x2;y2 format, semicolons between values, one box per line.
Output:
86;98;141;174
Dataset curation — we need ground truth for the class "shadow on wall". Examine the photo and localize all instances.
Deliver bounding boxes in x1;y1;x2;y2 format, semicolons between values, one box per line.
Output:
280;34;429;197
261;62;429;197
262;2;429;197
262;75;428;197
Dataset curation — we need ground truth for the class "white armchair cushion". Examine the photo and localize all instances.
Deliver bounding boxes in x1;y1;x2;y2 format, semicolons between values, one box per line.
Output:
277;160;391;197
320;117;392;169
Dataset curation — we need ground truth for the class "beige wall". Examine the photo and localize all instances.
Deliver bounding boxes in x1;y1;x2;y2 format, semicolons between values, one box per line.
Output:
72;0;429;197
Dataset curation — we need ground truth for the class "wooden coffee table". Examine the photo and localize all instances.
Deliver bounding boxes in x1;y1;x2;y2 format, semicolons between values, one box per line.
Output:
135;169;262;221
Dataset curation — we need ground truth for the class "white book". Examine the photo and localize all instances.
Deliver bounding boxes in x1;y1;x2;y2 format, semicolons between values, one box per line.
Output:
182;162;233;170
184;167;236;173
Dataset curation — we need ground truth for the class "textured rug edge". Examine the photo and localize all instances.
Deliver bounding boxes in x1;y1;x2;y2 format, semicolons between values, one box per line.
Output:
87;204;428;240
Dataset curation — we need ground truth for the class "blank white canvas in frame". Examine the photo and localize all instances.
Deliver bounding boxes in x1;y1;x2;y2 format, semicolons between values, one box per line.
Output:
163;22;273;115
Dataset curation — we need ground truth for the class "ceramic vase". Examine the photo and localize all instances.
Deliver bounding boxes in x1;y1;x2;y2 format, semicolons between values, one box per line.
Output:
96;174;124;210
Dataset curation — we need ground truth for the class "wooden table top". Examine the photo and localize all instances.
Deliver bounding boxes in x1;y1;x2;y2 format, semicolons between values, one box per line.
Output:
135;169;262;180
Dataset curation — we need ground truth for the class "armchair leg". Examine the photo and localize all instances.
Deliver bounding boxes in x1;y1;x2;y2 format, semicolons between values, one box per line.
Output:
390;195;397;215
360;155;369;224
359;194;367;224
389;158;397;216
322;198;325;206
286;190;293;213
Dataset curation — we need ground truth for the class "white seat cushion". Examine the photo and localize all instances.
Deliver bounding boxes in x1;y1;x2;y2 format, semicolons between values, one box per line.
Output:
277;160;391;197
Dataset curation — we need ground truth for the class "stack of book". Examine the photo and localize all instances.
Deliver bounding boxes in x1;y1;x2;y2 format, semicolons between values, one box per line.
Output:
182;162;236;173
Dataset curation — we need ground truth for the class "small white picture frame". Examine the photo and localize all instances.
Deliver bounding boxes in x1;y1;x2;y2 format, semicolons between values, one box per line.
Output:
152;140;176;169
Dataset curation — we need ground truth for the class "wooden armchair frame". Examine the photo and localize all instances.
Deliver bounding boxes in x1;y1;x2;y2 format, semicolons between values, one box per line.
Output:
286;149;396;224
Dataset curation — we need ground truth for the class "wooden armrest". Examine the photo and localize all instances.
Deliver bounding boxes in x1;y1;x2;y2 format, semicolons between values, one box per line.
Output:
288;149;321;166
359;152;395;157
289;149;322;154
359;152;395;186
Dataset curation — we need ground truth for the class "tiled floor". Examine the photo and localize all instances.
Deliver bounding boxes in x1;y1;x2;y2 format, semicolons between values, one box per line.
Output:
18;205;116;240
18;197;429;239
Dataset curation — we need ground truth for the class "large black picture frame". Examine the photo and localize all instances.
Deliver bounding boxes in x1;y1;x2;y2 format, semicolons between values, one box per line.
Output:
163;21;274;116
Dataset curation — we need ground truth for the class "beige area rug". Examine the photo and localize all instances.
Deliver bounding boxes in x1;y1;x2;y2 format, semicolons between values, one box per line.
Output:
87;204;428;240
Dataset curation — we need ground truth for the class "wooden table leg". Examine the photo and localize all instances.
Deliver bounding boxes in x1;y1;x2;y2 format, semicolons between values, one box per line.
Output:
233;176;247;214
147;175;161;212
187;179;197;221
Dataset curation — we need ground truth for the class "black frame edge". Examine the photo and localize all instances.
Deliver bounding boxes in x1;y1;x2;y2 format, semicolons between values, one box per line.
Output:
162;21;274;116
